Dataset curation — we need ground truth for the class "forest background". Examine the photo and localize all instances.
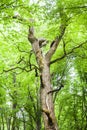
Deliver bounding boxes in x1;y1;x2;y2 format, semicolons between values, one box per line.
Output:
0;0;87;130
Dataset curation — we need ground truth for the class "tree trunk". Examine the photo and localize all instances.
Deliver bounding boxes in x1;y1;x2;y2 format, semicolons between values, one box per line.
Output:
28;20;66;129
1;114;5;130
40;58;58;130
6;117;11;130
11;73;17;130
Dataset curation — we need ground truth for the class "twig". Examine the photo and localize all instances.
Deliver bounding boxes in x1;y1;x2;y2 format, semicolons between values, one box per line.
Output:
63;39;66;55
17;46;30;54
48;84;64;94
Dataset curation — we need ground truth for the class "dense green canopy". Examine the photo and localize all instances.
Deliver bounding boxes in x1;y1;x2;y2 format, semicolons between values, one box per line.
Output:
0;0;87;130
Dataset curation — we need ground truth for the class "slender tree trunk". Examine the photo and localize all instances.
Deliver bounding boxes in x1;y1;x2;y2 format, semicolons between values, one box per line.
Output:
20;109;26;130
11;73;17;130
11;104;17;130
36;89;41;130
1;114;4;130
6;117;11;130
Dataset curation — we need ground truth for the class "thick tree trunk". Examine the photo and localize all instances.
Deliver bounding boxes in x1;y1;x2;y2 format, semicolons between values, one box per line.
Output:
28;39;58;129
40;58;58;130
28;22;66;129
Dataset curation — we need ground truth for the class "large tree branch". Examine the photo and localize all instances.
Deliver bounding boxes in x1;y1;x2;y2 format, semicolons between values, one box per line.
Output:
45;24;66;62
45;8;69;63
2;63;38;74
28;26;44;70
50;40;87;64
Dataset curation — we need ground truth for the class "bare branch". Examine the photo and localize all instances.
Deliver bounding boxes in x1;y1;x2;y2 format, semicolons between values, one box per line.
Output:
17;45;30;54
48;84;64;94
63;39;66;55
3;64;38;73
16;56;24;64
28;26;38;44
50;40;87;64
28;26;44;70
3;66;28;72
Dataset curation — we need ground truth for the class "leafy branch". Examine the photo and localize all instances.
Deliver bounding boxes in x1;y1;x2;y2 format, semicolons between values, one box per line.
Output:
50;40;87;65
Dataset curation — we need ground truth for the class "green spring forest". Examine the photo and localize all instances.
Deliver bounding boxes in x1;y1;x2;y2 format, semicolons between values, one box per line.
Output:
0;0;87;130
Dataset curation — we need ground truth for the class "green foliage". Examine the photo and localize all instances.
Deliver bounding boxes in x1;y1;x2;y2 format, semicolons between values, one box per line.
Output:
0;0;87;130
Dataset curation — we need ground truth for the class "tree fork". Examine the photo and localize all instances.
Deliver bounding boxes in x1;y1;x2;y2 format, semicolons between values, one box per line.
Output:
28;26;59;130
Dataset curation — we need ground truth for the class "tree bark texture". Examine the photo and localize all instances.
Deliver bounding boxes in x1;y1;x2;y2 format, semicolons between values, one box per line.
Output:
28;23;66;130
